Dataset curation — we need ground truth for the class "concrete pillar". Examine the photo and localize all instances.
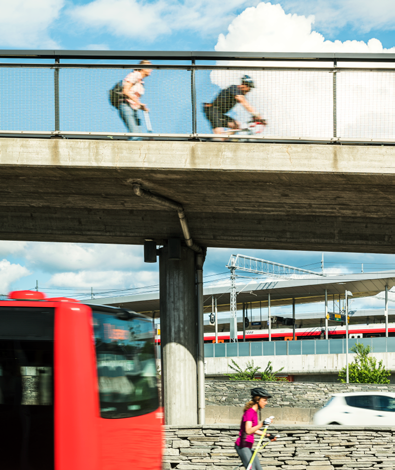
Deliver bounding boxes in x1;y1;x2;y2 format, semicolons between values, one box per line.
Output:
160;245;198;425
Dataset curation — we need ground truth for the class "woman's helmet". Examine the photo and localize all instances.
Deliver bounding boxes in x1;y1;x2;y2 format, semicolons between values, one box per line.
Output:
241;75;255;88
251;387;272;398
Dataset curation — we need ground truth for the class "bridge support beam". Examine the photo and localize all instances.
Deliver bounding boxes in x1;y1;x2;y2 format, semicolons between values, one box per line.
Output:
159;244;199;425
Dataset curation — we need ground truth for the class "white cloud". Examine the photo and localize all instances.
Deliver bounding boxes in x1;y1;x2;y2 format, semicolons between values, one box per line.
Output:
48;269;157;290
212;3;395;140
0;241;27;257
69;0;170;40
0;0;64;48
0;260;30;294
68;0;258;40
215;3;395;53
24;242;146;274
84;43;110;50
280;0;395;35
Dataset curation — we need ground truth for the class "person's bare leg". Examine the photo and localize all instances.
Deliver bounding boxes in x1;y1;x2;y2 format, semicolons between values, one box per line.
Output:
212;127;226;141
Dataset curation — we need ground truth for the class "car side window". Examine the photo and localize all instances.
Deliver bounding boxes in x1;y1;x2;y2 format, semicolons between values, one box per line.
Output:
374;395;395;412
345;395;374;409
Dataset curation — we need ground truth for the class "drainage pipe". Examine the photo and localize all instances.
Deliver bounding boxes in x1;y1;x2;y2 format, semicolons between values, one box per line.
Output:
132;183;202;253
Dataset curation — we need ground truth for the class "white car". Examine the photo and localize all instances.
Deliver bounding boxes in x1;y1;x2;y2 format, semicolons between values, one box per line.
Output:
313;392;395;425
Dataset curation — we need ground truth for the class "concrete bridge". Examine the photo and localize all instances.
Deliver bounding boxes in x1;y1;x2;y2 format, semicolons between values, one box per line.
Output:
2;51;395;426
2;138;395;252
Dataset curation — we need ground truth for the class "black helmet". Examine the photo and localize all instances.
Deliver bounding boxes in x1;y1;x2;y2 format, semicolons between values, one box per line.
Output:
241;75;255;88
251;387;272;399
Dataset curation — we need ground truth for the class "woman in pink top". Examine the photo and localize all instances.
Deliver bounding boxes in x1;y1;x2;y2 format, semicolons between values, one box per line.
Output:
235;388;276;470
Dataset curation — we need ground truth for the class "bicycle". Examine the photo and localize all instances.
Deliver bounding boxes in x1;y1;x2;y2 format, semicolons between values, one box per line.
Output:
227;119;267;141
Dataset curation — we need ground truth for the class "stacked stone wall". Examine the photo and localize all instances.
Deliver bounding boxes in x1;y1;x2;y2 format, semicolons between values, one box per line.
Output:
164;425;395;470
206;381;395;409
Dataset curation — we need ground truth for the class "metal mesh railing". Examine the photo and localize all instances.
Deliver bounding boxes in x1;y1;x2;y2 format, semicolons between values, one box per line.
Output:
1;51;395;143
202;336;395;358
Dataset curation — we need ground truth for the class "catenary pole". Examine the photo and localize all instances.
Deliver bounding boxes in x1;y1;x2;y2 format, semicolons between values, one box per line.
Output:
292;298;296;340
385;285;389;338
325;289;328;340
215;297;218;344
268;294;271;341
346;290;349;384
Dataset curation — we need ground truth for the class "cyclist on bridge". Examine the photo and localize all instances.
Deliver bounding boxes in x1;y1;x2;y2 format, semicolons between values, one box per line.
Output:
203;75;266;139
234;388;277;470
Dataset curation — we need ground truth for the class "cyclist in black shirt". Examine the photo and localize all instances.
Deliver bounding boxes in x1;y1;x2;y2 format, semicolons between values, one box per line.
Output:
203;75;266;139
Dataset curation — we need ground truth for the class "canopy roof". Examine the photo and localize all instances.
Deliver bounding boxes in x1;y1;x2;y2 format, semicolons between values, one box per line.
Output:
87;271;395;318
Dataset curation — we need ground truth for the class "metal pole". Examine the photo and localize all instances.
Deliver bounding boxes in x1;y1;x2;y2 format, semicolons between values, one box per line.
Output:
243;303;246;342
292;298;296;340
36;280;38;292
385;285;389;338
268;294;271;341
54;58;60;131
346;290;349;384
333;60;337;139
325;289;328;340
196;254;205;424
230;266;238;342
191;59;197;135
215;297;218;344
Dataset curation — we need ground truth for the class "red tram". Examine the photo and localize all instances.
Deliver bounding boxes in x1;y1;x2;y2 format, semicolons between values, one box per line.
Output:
0;290;162;470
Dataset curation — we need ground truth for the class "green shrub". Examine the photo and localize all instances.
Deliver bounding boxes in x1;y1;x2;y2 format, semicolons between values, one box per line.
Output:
226;359;286;382
226;359;260;381
261;361;287;382
338;343;391;384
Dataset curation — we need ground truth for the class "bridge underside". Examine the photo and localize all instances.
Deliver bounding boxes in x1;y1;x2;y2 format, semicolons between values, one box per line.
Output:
1;138;395;253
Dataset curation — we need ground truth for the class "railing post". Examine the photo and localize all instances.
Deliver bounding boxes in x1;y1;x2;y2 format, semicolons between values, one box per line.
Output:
191;59;197;135
332;60;337;139
54;58;60;132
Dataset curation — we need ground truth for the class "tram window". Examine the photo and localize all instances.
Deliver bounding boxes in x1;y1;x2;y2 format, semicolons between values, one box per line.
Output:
0;307;54;470
93;311;159;419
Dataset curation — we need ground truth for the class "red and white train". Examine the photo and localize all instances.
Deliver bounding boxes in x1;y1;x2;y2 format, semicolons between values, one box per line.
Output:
203;323;393;342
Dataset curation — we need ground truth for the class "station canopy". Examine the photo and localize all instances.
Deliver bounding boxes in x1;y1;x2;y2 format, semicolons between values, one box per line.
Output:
87;271;395;318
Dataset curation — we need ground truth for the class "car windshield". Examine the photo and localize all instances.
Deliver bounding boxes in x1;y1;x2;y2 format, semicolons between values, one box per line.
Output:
322;396;335;408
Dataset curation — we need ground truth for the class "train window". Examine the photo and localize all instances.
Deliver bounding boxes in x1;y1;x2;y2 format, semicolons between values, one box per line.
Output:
93;311;159;419
0;307;54;470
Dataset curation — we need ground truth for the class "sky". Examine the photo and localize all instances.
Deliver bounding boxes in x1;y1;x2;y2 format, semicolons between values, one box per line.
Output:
1;0;395;315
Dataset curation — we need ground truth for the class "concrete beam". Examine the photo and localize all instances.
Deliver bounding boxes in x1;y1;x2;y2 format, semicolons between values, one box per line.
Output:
2;138;395;252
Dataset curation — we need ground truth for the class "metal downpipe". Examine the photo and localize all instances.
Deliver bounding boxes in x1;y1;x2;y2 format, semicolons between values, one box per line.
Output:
132;183;202;253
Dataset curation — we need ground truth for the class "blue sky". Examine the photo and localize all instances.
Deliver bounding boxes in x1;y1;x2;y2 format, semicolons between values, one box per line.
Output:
1;0;395;315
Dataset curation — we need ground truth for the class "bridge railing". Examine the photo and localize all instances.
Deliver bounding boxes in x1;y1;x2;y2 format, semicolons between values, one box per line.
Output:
2;50;395;143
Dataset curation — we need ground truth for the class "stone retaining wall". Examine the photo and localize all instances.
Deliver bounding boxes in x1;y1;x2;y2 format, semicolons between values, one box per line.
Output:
164;425;395;470
206;381;395;409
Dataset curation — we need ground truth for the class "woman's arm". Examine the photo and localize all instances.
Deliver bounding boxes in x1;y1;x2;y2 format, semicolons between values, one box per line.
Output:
245;420;263;435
